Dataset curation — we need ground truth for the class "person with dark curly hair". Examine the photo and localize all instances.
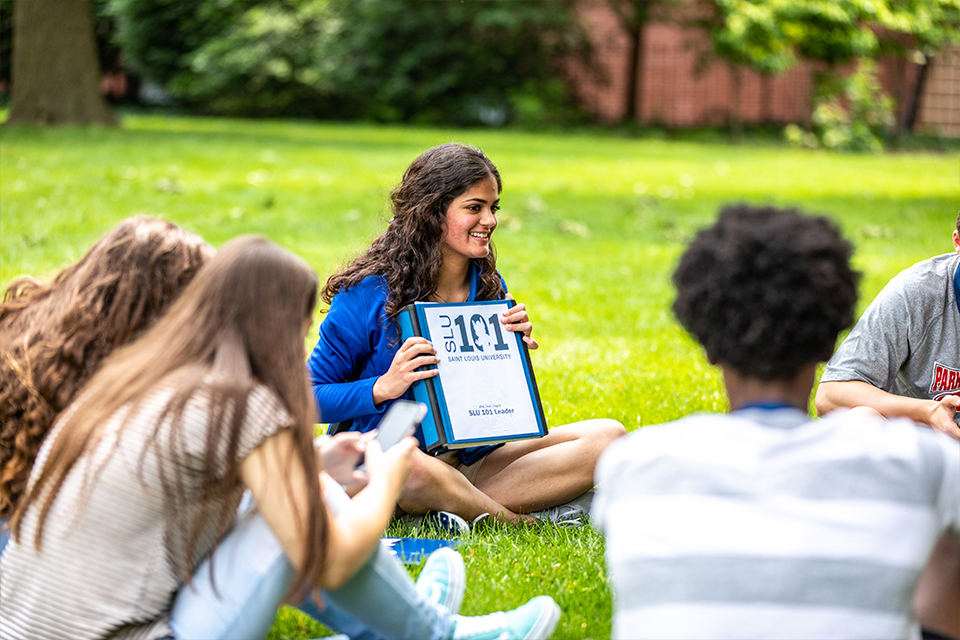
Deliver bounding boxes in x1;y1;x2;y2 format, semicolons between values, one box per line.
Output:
815;210;960;639
307;143;625;528
593;205;959;639
0;216;212;534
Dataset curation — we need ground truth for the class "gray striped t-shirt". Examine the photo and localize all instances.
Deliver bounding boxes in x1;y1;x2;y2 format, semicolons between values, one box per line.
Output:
593;407;960;640
0;383;290;640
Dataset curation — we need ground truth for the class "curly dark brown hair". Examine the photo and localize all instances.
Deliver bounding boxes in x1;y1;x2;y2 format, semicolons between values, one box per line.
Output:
322;143;505;320
672;204;860;380
0;216;211;518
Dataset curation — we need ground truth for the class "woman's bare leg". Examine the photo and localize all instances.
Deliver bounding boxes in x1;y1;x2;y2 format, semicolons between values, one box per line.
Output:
397;419;625;522
475;419;625;513
398;449;525;523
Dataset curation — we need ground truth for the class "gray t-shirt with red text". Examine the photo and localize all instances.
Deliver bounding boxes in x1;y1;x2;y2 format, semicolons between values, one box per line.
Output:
821;252;960;402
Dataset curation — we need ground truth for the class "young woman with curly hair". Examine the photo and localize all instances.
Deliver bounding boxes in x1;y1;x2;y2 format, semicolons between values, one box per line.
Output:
1;235;561;640
0;216;212;525
308;142;626;527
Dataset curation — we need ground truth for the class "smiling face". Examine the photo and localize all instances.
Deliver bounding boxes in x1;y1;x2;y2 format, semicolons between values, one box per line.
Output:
440;174;500;266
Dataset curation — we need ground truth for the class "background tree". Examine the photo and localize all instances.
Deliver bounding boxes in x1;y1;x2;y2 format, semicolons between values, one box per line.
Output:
604;0;677;124
699;0;960;146
110;0;585;125
696;0;795;139
7;0;116;125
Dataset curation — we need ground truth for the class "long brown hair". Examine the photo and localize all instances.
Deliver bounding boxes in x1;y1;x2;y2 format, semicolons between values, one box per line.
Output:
0;216;211;518
322;143;506;320
14;236;328;589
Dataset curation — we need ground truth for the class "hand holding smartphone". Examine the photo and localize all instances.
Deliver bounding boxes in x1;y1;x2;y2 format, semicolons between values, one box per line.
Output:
356;400;426;472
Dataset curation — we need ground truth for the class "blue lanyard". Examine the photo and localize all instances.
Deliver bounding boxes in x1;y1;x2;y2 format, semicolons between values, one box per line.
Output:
954;262;960;316
733;401;796;411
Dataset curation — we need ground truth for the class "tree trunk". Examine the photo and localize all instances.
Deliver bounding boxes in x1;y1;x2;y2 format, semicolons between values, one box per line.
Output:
729;65;743;142
8;0;116;126
900;55;932;135
760;73;772;123
624;26;643;123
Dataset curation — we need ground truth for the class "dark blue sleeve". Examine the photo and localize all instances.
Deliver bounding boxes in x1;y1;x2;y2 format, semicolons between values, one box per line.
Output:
307;285;383;425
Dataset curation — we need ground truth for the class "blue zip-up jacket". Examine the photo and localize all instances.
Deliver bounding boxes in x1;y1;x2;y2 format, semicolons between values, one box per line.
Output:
307;263;504;464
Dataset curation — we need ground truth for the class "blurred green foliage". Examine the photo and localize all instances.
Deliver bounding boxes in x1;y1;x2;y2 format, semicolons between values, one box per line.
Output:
107;0;586;124
702;0;960;71
785;59;895;152
700;0;960;149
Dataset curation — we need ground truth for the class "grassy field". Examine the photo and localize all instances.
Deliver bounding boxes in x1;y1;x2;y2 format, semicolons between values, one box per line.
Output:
2;115;958;639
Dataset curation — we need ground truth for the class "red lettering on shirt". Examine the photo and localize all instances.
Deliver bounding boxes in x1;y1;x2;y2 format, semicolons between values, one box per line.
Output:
930;363;960;394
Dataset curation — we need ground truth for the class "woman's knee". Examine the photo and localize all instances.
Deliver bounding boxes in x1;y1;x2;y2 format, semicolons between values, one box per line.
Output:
591;418;627;440
397;451;445;513
568;418;627;449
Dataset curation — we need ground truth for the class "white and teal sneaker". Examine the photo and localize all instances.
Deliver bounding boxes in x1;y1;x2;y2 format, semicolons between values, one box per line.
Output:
416;547;466;614
530;503;585;528
451;596;561;640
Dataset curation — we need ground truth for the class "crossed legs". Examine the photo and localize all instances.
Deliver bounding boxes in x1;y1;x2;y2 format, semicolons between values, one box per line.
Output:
398;419;625;523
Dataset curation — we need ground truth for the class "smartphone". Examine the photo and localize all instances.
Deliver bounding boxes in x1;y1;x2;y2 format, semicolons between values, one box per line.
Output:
356;400;427;472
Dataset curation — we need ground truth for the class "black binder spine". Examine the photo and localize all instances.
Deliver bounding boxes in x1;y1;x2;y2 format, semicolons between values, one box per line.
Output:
398;303;448;451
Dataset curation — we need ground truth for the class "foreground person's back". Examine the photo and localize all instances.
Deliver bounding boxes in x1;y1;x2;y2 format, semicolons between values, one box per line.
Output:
596;405;958;638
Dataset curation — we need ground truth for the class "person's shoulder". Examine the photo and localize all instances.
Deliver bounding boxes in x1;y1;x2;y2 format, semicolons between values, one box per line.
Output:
330;275;389;308
247;383;291;423
335;274;388;295
870;253;957;315
892;253;958;285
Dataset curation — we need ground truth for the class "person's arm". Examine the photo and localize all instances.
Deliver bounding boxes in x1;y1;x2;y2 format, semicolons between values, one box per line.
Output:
816;380;960;439
309;283;440;422
307;286;384;424
317;435;415;588
240;429;416;590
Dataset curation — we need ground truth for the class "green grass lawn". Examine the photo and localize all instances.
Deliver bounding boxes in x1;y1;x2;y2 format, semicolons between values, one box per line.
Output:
2;115;958;639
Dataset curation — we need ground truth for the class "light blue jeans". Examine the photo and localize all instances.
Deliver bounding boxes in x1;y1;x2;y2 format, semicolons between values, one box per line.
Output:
1;494;451;640
168;485;451;640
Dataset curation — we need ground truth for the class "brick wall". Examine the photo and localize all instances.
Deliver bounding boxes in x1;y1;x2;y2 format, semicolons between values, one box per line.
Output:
916;47;960;137
567;0;958;137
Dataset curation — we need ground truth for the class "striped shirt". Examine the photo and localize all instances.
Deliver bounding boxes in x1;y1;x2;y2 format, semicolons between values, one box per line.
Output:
0;383;290;640
593;407;960;640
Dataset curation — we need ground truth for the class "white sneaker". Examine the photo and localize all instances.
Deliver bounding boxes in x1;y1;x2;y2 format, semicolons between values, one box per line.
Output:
423;511;471;536
416;547;466;614
452;596;560;640
398;510;472;536
530;503;586;528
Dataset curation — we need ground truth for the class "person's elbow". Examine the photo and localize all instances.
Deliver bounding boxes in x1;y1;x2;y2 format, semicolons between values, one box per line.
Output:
814;381;841;417
320;560;355;591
